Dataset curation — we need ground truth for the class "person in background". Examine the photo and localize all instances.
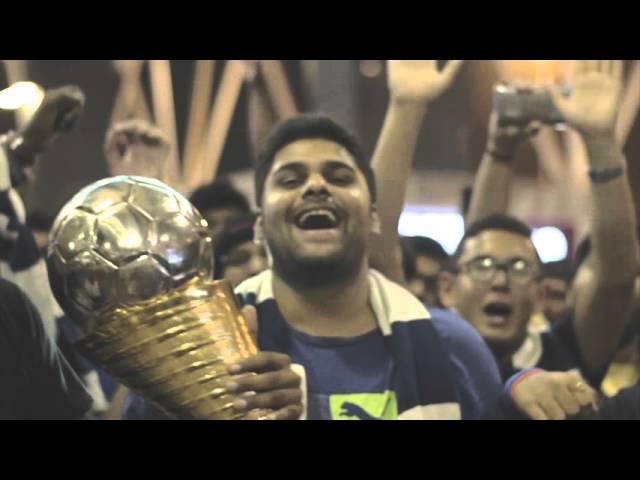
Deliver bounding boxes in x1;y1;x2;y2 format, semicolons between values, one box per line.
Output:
104;119;170;180
0;85;115;417
189;180;251;238
527;258;573;333
0;85;84;339
402;236;449;307
0;277;92;419
539;259;573;326
368;59;638;390
452;60;639;387
214;213;268;288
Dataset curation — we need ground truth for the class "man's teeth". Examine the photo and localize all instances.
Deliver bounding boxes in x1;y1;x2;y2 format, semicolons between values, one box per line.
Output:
299;209;336;224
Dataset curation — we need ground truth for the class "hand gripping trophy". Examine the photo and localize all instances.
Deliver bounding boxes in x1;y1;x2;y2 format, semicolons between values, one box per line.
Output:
47;176;268;420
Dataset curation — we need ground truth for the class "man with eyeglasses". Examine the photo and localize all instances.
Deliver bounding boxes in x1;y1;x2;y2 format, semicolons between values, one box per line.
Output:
438;207;636;387
438;214;598;383
451;60;639;389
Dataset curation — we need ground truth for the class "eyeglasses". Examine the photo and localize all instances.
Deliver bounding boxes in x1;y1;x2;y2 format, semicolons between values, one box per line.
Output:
459;256;537;284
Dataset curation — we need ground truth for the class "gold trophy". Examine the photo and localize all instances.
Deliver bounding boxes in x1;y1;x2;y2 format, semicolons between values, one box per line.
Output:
47;176;267;420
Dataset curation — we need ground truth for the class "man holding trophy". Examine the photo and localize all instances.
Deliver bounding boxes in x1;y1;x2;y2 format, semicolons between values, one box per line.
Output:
112;110;515;421
46;174;304;420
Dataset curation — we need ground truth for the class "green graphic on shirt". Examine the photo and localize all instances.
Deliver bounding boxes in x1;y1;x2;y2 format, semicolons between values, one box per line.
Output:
329;391;398;420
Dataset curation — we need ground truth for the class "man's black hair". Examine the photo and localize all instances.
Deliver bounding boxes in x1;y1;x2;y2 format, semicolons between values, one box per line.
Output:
542;259;573;283
213;213;257;280
453;214;539;264
254;114;376;207
189;179;250;215
408;236;449;265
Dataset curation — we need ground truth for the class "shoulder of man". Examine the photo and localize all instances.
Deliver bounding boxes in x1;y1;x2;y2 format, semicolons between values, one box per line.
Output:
368;270;499;370
234;269;274;307
368;273;504;419
424;307;510;419
427;307;501;381
367;269;432;336
428;307;489;351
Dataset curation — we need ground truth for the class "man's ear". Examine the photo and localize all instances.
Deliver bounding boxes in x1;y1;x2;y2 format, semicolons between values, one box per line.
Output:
254;214;265;244
370;205;381;235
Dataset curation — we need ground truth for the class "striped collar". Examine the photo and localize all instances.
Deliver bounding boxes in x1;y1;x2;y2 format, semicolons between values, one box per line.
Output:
235;268;433;337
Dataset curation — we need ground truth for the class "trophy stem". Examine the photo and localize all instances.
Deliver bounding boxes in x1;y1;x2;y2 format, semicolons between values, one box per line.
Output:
75;278;268;420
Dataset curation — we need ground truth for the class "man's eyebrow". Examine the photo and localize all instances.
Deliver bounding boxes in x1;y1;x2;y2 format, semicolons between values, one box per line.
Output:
323;161;356;172
272;163;307;175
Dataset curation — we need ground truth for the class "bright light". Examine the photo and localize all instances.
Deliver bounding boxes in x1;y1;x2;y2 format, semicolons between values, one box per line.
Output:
532;226;569;263
124;232;142;248
0;82;44;110
399;206;569;262
398;207;465;254
494;60;575;86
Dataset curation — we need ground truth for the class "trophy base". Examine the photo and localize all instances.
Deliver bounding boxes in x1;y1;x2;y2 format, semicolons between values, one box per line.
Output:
76;278;269;420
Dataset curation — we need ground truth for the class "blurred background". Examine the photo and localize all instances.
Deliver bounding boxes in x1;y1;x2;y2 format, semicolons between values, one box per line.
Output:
2;60;639;263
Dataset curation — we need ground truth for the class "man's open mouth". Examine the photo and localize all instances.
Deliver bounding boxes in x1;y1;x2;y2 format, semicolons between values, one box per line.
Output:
483;301;514;326
294;208;339;230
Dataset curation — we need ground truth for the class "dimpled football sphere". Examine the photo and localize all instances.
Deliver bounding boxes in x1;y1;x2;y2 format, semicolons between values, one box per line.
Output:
47;176;214;332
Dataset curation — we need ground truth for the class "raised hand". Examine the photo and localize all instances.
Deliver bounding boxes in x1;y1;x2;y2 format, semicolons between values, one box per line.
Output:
387;60;464;104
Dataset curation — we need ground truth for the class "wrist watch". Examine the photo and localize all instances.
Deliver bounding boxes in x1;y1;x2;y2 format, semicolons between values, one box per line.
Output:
588;166;625;184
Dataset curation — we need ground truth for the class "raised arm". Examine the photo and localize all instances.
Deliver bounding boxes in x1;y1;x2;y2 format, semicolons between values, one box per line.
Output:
370;60;463;283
